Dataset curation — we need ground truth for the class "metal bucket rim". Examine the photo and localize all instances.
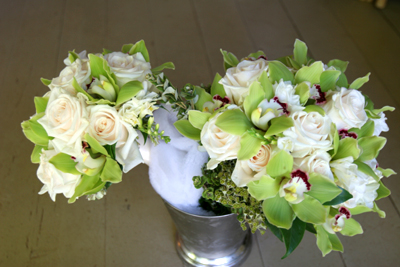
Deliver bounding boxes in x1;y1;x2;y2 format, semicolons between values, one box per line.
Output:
163;199;236;219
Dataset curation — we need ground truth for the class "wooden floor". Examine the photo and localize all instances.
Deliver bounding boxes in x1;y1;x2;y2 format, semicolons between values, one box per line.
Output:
1;0;400;266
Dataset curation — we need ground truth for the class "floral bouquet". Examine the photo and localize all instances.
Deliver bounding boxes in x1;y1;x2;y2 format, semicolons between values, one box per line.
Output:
21;40;175;203
173;40;396;257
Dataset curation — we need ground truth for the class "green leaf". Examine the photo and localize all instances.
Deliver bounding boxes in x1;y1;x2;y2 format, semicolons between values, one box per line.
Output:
305;223;317;234
341;218;363;236
115;81;143;106
327;59;349;72
194;86;213;111
293;39;308;65
210;73;226;98
89;54;109;79
248;175;279;201
104;143;116;160
265;116;294;137
34;97;49;114
320;70;341;92
102;48;112;55
265;218;283;242
128;40;150;62
266;149;293;178
372;202;386;218
188;110;211;130
100;157;122;183
349;120;374;139
376;180;391;200
295;61;324;85
243;81;265;118
365;109;381;119
174;120;201;141
262;195;295;229
315;225;333;257
333;137;361;161
329;123;339;158
291;194;327;224
288;57;301;70
215;109;252;136
31;145;46;164
349;73;370;90
84;133;109;156
152;62;175;75
86;99;115;106
354;160;379;182
121;44;134;54
21;117;52;146
373;106;395;114
349;205;373;216
248;50;265;59
280;217;306;259
49;153;81;175
336;72;349;88
304;105;325;116
258;71;274;101
378;167;396;178
307;173;342;203
72;77;95;101
357;136;386;161
323;187;353;206
295;82;310;105
68;50;79;63
220;49;239;70
40;78;51;86
268;61;295;84
238;132;263;160
68;173;102;204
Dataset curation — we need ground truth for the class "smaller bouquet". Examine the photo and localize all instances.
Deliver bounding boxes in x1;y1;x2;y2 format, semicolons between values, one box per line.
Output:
173;40;396;257
22;40;175;203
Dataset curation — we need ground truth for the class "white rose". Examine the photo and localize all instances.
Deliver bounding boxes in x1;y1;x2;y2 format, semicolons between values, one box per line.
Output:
87;105;143;172
322;88;368;130
372;112;389;136
219;59;268;106
330;156;379;209
294;150;334;180
38;88;89;156
283;111;333;158
37;149;81;201
231;145;272;187
49;58;91;95
103;52;151;87
201;112;241;169
63;51;88;65
273;80;304;114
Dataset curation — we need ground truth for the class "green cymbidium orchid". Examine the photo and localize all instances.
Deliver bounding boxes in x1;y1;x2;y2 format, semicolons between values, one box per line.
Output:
88;75;117;102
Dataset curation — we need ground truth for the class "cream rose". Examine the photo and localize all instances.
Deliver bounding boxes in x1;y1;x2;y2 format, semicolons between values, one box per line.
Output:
38;88;89;156
294;150;334;180
219;59;268;106
283;111;333;158
49;58;91;95
87;105;143;172
37;149;81;201
103;52;151;87
201;112;241;169
231;145;272;187
322;88;368;130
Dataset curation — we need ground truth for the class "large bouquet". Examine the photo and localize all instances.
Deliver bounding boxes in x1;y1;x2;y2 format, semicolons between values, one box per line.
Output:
173;40;396;257
22;40;175;203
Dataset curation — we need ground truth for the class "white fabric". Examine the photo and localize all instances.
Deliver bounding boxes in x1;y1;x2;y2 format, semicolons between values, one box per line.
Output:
143;107;209;213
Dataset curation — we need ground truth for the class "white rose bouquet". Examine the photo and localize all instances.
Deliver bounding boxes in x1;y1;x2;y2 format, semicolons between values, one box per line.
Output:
22;40;176;203
173;40;396;258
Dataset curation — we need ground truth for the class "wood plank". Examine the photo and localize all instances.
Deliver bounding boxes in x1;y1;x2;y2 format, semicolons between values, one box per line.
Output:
192;0;254;79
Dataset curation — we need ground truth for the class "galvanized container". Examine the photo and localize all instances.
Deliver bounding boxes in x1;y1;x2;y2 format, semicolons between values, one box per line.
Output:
163;201;252;267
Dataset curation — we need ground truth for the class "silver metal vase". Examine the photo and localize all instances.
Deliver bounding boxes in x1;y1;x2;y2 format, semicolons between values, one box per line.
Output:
163;201;252;267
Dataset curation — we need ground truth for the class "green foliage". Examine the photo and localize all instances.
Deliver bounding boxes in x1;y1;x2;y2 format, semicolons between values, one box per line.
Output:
295;61;323;85
266;149;293;178
265;116;294;137
128;40;150;62
68;173;105;204
49;153;81;175
263;194;295;229
174;120;201;140
333;137;361;161
85;133;109;156
34;97;49;114
281;217;306;259
323;187;353;206
268;61;295;84
293;39;308;66
357;136;386;161
247;175;279;201
220;49;239;70
40;78;51;86
295;82;310;105
151;62;175;75
237;132;263;160
258;71;274;100
115;80;143;106
194;86;213;110
188;110;211;130
68;50;79;63
31;145;46;164
306;173;342;203
349;73;370;90
378;167;396;178
341;218;363;236
290;194;327;224
243;81;265;119
320;70;341;92
100;157;122;183
304;105;325;116
349;120;374;139
210;73;226;97
72;77;94;101
376;181;391;200
215;109;252;136
21;114;52;146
